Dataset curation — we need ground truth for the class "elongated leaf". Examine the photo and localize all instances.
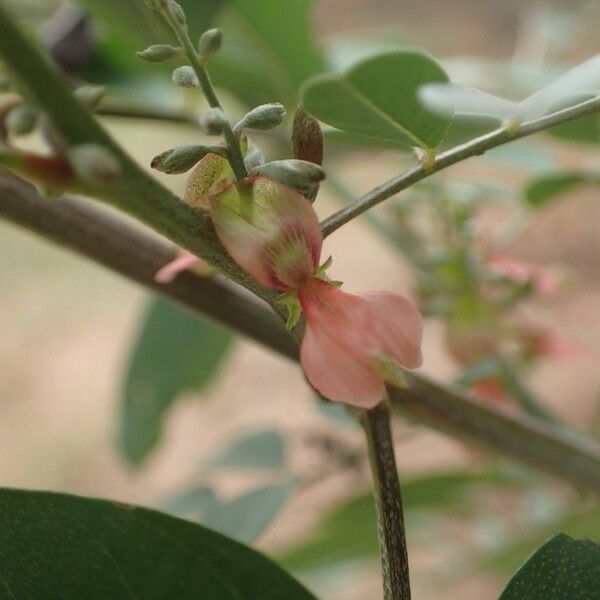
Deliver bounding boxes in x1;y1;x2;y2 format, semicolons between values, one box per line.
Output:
280;469;512;570
549;113;600;145
525;172;600;207
120;298;233;464
205;428;286;471
499;533;600;600
228;0;324;91
0;488;315;599
302;51;452;149
203;481;296;544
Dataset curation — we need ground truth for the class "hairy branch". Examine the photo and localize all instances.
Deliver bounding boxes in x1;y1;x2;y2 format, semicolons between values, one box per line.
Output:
1;171;599;493
321;96;600;237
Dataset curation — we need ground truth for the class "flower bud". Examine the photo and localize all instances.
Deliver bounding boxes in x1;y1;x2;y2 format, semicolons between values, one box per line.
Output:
168;1;187;26
235;103;286;131
137;44;181;63
198;108;228;135
68;144;121;186
244;145;264;171
198;28;222;57
5;104;38;136
292;105;323;166
172;66;199;88
210;177;323;290
249;159;325;199
74;85;105;109
151;144;223;174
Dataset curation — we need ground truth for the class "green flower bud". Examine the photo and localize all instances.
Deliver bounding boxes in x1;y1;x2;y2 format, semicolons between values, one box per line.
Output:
168;1;187;26
137;44;181;63
244;145;265;171
172;66;199;88
5;104;38;136
198;108;228;135
235;103;286;131
198;28;222;57
151;144;224;174
74;85;105;109
68;144;121;186
249;159;325;200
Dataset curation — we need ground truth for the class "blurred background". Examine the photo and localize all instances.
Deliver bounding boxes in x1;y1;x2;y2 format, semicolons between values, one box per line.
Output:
0;1;599;598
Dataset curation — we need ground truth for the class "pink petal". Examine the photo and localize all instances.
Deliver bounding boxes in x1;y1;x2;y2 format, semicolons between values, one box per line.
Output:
155;250;201;283
299;279;423;407
210;177;322;290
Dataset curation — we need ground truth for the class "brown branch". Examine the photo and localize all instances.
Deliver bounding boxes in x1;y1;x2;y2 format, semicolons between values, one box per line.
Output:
1;170;599;493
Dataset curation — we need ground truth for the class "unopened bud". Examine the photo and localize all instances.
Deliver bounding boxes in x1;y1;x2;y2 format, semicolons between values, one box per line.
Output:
172;65;199;88
6;104;38;137
198;108;228;135
168;1;187;26
250;159;325;199
151;144;223;174
198;28;222;57
236;103;286;131
74;85;105;109
244;145;265;171
68;144;121;186
137;44;181;63
293;105;323;166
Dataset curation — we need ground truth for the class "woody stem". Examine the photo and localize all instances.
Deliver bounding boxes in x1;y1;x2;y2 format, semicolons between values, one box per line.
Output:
360;402;411;600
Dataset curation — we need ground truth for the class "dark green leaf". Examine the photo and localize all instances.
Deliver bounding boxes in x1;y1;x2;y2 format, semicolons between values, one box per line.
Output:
499;533;600;600
525;171;600;207
120;298;233;464
206;428;286;471
0;488;315;599
302;51;452;149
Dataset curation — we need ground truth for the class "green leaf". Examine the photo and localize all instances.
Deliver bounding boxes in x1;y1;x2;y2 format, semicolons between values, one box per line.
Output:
302;51;452;149
499;533;600;600
0;488;315;599
202;481;296;544
205;428;286;471
120;298;233;464
280;469;511;571
525;171;600;207
549;113;600;145
226;0;324;94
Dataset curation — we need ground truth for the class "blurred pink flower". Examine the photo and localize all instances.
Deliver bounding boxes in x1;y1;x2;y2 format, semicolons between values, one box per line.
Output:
488;256;559;297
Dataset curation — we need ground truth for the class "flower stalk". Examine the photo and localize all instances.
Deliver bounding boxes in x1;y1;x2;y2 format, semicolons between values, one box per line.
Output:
158;3;248;180
360;402;411;600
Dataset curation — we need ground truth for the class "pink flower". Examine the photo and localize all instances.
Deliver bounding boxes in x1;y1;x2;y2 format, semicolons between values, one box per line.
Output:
298;278;423;408
155;250;202;283
209;177;423;406
488;256;559;298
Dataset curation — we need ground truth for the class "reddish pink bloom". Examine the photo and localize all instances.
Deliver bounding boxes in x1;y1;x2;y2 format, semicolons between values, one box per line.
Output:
298;278;423;407
155;250;202;283
207;176;424;407
488;256;559;298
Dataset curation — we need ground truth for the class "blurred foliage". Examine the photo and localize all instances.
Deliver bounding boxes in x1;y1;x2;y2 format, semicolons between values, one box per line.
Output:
120;298;232;464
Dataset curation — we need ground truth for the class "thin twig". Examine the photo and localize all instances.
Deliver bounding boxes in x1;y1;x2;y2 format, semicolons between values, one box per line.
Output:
321;96;600;237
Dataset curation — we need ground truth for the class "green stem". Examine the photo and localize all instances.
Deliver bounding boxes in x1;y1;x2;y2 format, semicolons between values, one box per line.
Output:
159;5;248;180
321;96;600;237
360;403;411;600
1;169;599;493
